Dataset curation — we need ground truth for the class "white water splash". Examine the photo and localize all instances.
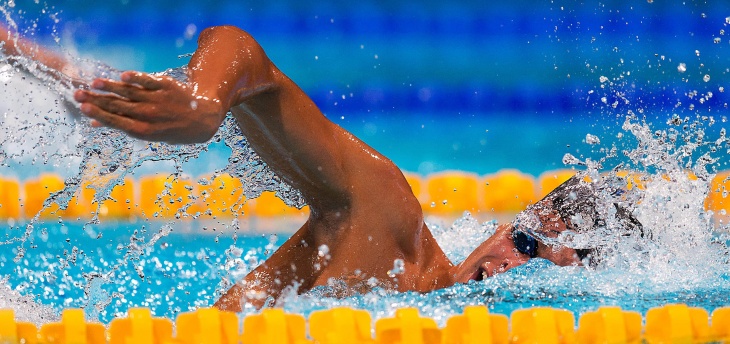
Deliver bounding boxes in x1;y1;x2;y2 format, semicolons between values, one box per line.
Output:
0;278;57;323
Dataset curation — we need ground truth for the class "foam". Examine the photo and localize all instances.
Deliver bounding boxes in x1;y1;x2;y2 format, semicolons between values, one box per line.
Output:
0;278;57;324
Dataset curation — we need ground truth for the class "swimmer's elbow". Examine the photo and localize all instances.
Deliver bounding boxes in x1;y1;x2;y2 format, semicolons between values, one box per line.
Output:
199;25;254;45
198;25;270;71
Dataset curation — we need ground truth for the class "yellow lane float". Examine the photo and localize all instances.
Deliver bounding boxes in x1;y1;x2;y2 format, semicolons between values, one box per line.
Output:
1;304;729;344
23;174;65;220
4;169;730;220
97;178;136;220
190;174;246;219
482;169;536;213
0;176;20;220
426;171;480;214
246;191;309;218
139;175;194;219
706;171;730;216
537;169;576;199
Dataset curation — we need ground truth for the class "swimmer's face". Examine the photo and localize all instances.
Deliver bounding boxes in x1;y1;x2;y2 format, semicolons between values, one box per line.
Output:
529;206;583;266
453;223;528;282
453;205;582;283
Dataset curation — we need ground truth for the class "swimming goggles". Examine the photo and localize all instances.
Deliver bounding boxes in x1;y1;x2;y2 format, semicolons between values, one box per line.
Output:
512;230;539;258
511;209;542;258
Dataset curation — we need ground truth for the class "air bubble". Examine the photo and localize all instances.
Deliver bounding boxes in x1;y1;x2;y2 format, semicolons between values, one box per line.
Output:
703;74;711;82
677;63;687;73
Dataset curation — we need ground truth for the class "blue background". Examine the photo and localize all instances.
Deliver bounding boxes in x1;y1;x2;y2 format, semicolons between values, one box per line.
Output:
5;1;730;175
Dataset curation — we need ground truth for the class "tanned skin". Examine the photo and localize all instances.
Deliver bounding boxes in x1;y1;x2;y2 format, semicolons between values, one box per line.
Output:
2;25;581;312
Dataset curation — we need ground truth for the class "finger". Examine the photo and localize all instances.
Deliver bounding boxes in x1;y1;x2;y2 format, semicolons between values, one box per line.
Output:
90;79;148;102
75;90;146;119
79;102;141;133
121;71;165;90
90;94;145;118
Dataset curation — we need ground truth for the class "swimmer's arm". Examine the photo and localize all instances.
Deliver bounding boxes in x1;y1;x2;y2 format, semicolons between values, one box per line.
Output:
76;26;425;309
75;25;407;208
0;23;68;73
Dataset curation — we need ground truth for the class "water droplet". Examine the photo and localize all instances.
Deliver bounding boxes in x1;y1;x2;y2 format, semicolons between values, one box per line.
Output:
562;153;582;165
585;133;601;145
367;277;379;287
387;259;405;277
317;244;329;258
189;100;198;110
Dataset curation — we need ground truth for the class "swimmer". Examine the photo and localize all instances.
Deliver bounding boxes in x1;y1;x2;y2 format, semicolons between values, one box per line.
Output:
1;25;638;311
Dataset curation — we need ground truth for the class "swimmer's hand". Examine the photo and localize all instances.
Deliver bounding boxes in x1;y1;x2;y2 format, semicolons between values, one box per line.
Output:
73;71;226;144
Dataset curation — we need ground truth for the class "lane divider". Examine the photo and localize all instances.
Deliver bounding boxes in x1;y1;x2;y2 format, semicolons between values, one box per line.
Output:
0;304;729;343
2;169;730;220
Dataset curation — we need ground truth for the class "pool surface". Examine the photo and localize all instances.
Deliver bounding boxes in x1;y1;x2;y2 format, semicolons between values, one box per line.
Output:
0;0;729;329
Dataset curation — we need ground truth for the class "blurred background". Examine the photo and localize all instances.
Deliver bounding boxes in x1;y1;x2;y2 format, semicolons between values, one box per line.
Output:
1;1;729;321
4;0;729;176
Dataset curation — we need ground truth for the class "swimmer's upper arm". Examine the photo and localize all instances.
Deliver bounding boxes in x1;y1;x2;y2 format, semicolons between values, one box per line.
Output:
200;26;418;215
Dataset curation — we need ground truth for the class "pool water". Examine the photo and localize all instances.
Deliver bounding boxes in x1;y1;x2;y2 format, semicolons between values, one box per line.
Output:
1;214;728;325
1;0;730;326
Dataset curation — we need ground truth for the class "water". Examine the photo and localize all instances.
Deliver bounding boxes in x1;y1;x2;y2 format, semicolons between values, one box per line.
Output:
0;0;730;326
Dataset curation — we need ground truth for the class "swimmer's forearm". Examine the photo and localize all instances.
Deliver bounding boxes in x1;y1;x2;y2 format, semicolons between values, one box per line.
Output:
0;24;67;72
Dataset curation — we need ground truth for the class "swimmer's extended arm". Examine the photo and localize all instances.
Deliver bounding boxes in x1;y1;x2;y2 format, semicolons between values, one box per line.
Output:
75;26;426;310
0;23;69;74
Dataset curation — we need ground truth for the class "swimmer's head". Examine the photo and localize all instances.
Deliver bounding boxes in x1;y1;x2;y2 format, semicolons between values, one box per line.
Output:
454;172;643;282
516;171;643;267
